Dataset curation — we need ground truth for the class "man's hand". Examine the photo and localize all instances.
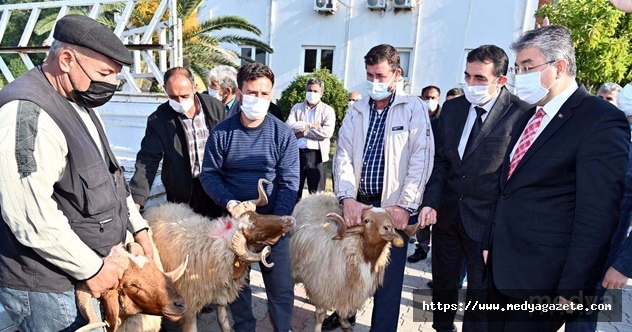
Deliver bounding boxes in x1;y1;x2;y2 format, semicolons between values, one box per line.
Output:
84;260;124;298
342;198;373;227
228;201;257;218
133;229;154;260
483;250;489;265
419;206;437;227
602;266;629;289
310;123;321;129
262;234;285;246
384;205;411;230
295;132;304;139
135;203;141;211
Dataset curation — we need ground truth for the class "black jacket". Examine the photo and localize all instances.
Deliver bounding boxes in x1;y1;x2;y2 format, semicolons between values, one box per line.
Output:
422;88;532;242
130;93;225;207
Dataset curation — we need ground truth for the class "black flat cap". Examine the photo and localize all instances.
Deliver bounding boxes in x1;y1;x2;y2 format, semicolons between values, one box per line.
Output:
53;15;133;67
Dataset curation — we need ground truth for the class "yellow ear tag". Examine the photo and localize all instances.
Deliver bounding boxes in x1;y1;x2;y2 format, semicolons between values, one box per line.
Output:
393;237;404;247
234;261;240;267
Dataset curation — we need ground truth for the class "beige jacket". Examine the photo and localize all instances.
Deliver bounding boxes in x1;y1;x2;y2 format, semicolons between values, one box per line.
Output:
286;101;336;162
333;93;434;211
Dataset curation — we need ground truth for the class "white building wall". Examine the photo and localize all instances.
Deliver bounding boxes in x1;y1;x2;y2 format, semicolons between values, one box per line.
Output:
199;0;538;102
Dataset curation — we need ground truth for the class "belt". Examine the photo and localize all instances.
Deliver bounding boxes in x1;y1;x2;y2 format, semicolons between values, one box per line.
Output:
356;192;382;202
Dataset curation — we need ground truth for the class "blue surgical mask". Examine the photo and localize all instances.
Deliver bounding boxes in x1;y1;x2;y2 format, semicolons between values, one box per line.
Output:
366;73;396;101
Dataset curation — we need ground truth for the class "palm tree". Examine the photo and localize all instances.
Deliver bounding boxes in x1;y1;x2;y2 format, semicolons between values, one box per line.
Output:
34;0;273;89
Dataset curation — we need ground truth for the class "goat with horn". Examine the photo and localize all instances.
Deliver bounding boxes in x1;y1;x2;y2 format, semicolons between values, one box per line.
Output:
74;242;188;332
143;179;295;332
290;192;422;332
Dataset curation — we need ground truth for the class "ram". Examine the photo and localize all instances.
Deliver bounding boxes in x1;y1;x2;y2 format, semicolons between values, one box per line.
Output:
75;242;187;332
290;192;420;332
144;179;296;332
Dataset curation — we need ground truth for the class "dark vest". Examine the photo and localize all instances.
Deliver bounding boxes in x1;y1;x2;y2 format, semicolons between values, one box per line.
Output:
0;67;129;292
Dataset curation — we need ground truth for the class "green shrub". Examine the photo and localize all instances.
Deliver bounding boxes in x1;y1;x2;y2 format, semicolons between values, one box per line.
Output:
277;68;348;132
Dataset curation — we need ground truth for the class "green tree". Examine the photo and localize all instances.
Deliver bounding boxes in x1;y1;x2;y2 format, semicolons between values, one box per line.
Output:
277;68;349;132
32;0;272;90
536;0;632;91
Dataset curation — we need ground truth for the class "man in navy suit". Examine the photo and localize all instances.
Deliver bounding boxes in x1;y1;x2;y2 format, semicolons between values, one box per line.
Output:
420;45;531;332
483;25;630;332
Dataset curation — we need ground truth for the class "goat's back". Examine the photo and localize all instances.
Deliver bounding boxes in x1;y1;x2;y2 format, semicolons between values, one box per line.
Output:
144;203;247;314
290;193;386;317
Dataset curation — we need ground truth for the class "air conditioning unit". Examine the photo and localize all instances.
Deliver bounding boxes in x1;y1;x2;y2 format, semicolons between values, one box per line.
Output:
393;0;415;9
314;0;337;13
367;0;386;10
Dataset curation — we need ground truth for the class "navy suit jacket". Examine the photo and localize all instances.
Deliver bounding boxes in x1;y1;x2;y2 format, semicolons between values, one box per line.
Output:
486;85;630;301
422;88;531;242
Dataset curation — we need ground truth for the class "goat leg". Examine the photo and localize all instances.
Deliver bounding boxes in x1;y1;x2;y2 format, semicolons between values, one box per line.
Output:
74;322;108;332
180;314;198;332
216;305;234;332
339;316;354;332
314;307;327;332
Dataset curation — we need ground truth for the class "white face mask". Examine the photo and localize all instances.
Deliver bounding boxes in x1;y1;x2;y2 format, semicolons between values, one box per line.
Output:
348;101;355;109
514;67;556;105
366;73;396;101
305;91;321;105
463;78;499;106
169;97;194;114
618;84;632;117
208;89;222;101
423;99;439;112
240;94;270;120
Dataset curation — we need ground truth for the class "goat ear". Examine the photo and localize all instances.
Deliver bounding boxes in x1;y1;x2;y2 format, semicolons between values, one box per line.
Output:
101;290;120;332
165;255;188;282
345;226;364;235
391;232;405;248
232;258;248;279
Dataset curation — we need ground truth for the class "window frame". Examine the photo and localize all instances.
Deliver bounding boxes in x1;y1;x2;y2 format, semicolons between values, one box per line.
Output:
300;46;335;74
239;45;268;66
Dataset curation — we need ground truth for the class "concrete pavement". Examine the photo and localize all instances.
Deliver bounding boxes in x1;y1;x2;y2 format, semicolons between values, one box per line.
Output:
162;240;632;332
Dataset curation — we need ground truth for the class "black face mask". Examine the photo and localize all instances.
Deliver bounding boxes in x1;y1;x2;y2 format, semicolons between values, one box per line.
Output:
69;59;118;108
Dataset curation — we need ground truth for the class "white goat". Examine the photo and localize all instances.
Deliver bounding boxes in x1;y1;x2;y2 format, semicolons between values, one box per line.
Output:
144;179;296;332
290;192;420;332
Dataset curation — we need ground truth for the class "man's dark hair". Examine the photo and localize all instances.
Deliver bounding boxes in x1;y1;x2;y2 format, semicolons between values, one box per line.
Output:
163;67;195;86
364;44;400;72
466;45;509;77
446;87;464;98
421;85;441;96
237;62;275;89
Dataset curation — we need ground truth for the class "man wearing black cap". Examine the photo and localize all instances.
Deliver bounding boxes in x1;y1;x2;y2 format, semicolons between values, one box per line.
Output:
0;15;153;331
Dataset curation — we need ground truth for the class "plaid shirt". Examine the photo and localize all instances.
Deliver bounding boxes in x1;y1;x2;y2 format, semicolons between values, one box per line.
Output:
179;95;209;178
359;93;395;196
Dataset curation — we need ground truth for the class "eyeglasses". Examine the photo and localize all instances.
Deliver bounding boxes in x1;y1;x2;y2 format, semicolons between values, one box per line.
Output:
509;60;555;75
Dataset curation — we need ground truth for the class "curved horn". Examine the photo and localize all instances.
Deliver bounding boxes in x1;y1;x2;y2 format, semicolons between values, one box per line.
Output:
75;284;101;326
260;246;274;268
328;213;347;240
165;255;189;282
403;218;423;238
231;230;262;262
126;242;144;256
248;179;271;207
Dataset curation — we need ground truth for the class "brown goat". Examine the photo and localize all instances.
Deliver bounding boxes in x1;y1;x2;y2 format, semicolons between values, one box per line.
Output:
75;242;188;332
144;179;295;332
290;193;421;332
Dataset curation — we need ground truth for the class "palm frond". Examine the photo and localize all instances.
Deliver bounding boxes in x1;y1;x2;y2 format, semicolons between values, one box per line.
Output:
196;15;262;36
216;35;273;53
177;0;204;21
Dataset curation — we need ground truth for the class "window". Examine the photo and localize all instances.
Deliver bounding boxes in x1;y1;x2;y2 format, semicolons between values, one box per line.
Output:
240;46;267;66
302;47;334;73
397;49;411;80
